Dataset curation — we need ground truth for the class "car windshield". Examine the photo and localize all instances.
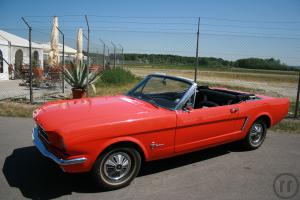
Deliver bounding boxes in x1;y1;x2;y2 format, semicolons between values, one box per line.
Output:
127;75;192;110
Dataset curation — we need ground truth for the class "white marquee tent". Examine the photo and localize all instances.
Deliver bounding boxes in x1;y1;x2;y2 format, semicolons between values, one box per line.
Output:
0;30;77;81
0;29;44;80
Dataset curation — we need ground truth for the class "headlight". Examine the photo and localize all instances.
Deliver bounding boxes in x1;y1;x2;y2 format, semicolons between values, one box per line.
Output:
48;132;66;152
57;136;66;152
32;108;41;119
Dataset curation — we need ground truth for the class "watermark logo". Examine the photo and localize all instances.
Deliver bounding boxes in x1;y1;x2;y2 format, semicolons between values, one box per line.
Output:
273;173;299;199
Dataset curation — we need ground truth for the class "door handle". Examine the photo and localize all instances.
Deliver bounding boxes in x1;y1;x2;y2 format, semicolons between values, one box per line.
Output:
230;108;239;113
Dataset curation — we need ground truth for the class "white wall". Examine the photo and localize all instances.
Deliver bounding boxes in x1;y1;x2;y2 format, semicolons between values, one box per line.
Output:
0;44;43;80
11;47;43;68
0;44;9;80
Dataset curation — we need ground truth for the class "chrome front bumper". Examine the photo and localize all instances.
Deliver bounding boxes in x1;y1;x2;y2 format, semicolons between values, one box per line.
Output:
32;127;87;165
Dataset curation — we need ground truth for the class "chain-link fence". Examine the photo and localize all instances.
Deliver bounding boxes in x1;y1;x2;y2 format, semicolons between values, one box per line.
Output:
0;16;125;102
0;15;299;117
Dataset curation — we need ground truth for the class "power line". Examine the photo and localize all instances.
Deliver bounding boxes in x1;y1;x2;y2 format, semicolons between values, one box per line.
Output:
21;24;197;32
201;23;300;32
33;29;77;43
24;14;300;23
0;27;27;30
88;15;197;19
26;19;300;32
23;21;300;38
63;28;300;39
29;19;197;25
24;15;84;18
24;15;197;19
201;16;300;24
4;26;300;39
201;32;300;40
91;29;195;35
202;29;300;38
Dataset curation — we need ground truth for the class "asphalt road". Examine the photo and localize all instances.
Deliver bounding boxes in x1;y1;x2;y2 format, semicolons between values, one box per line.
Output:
0;116;299;200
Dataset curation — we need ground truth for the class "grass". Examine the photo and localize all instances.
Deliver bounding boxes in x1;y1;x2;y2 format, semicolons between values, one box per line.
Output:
0;67;299;133
199;81;267;95
126;64;298;75
92;68;140;96
92;81;139;97
289;101;300;116
0;69;140;118
0;81;139;118
201;71;297;84
271;118;300;133
0;101;38;118
130;66;298;84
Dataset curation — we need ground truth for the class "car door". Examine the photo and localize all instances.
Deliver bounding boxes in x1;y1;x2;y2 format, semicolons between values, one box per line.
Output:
175;104;245;153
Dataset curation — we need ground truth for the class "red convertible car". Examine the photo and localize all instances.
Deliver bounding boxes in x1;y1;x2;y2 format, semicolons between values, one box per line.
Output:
32;74;289;189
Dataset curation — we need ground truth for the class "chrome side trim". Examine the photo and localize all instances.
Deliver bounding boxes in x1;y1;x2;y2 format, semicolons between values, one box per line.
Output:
32;127;87;165
241;117;249;131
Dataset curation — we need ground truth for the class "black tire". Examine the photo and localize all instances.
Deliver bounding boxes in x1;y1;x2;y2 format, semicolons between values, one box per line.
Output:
91;146;141;190
241;119;267;150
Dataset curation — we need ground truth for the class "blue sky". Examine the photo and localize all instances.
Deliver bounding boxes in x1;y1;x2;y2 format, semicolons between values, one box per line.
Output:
1;0;300;65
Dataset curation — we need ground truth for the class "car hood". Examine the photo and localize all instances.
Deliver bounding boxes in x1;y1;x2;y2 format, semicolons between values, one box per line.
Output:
34;95;166;133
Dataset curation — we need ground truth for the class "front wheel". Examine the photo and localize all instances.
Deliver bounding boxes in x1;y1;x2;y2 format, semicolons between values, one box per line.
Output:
241;119;267;150
92;147;141;190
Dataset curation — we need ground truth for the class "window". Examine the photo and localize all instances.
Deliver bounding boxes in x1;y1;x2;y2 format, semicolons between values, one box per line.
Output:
33;51;39;66
128;75;191;110
142;77;189;94
0;49;3;73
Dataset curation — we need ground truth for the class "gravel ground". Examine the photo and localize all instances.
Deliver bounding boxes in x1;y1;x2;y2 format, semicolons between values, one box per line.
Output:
129;68;297;99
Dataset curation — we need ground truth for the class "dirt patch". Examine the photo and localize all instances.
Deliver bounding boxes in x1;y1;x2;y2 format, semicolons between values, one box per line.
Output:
129;68;297;99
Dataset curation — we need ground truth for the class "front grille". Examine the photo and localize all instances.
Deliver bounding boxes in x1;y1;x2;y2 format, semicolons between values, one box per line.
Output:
37;125;49;144
36;124;68;159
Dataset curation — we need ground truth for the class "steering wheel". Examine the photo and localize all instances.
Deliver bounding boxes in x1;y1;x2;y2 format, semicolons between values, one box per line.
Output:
197;94;219;108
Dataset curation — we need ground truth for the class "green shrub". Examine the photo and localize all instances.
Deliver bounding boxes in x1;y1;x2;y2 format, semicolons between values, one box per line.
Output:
99;68;136;85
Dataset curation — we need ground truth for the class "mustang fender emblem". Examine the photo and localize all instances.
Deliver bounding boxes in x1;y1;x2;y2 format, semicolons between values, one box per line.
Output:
150;142;165;150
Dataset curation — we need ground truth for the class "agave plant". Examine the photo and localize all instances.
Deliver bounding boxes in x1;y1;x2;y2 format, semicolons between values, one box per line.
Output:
63;61;103;94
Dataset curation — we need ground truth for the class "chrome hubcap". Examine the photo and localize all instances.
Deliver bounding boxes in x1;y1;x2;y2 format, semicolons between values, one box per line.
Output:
249;123;264;146
104;152;131;181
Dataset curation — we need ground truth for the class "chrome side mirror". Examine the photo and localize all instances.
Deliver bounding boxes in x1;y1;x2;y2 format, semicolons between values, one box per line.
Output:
183;103;193;112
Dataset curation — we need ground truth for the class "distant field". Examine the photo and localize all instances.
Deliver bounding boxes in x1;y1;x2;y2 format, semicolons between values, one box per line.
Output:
125;64;298;75
128;66;298;100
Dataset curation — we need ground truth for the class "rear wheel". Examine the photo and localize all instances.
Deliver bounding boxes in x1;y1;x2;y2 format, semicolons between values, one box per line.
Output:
241;119;267;150
92;147;141;190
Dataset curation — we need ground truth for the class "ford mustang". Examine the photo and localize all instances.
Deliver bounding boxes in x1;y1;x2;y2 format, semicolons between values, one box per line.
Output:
32;73;289;190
